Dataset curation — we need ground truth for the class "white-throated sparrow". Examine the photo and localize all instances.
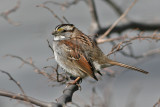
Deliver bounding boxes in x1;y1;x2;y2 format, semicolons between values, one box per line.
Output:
52;24;148;84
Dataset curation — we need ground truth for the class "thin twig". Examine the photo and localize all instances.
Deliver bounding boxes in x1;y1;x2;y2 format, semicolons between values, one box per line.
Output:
87;0;101;31
63;16;70;24
0;84;79;107
43;0;82;9
0;89;58;107
105;31;160;58
97;0;137;42
97;32;160;44
107;41;132;56
4;54;55;81
103;0;123;16
0;70;34;107
43;65;67;83
0;0;20;26
36;2;64;24
96;22;160;36
108;43;160;59
47;39;54;55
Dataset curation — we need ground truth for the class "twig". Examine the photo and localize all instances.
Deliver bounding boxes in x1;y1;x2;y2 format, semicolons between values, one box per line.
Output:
108;44;160;59
63;16;70;24
107;41;132;56
0;89;58;107
36;2;64;24
43;0;82;9
105;31;160;58
96;22;160;36
103;0;123;16
47;39;54;55
4;54;55;81
0;0;20;26
87;0;101;31
0;70;34;107
0;84;79;107
43;65;68;83
97;0;137;43
97;32;160;44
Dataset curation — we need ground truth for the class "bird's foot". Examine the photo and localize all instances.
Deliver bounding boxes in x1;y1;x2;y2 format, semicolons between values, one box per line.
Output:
65;77;82;90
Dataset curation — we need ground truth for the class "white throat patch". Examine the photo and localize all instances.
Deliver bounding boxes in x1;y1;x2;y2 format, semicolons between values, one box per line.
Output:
54;36;66;40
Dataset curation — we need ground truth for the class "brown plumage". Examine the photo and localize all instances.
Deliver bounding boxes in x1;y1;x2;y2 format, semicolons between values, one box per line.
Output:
52;24;148;83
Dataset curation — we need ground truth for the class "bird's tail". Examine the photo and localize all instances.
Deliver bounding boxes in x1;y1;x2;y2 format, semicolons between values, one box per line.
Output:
107;60;149;74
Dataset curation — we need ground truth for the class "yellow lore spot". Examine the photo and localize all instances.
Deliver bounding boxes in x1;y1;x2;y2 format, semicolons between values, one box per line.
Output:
57;28;63;32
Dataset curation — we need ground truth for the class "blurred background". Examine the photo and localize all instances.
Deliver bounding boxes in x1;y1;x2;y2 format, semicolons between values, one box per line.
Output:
0;0;160;107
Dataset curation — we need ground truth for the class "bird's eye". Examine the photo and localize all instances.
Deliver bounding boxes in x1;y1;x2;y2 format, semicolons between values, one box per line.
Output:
63;30;67;32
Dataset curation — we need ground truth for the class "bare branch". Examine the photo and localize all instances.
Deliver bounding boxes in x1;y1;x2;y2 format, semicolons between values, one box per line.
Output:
87;0;101;31
0;0;20;26
56;85;79;105
0;84;79;107
97;0;137;42
96;22;160;36
105;32;160;58
0;89;58;107
36;2;64;24
0;70;78;106
43;65;68;84
4;54;55;81
103;0;123;16
0;70;34;107
107;41;131;56
47;39;54;55
97;31;160;44
43;0;83;10
62;16;70;24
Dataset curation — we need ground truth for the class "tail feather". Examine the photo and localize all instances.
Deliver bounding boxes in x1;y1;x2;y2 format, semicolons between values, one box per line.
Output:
108;60;149;74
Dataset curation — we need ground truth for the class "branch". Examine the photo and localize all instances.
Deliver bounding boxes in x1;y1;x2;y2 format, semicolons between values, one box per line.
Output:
97;0;137;43
87;0;101;31
97;30;160;44
56;85;79;105
0;0;20;26
4;54;56;81
96;22;160;36
0;70;25;94
43;65;68;84
43;0;83;10
107;41;132;56
0;89;58;107
0;70;34;107
0;84;79;107
103;0;123;16
105;32;160;59
36;2;64;24
47;39;54;55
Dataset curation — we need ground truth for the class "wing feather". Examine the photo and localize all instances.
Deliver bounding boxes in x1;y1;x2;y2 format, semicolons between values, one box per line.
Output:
62;40;98;80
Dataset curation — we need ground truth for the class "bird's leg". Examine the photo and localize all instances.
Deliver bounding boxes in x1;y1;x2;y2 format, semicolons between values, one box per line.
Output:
66;77;82;90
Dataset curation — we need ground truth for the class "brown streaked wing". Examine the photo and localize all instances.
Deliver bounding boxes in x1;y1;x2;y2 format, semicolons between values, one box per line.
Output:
62;40;98;80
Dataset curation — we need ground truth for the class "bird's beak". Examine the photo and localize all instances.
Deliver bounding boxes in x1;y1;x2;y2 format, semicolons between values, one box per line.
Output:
52;31;57;35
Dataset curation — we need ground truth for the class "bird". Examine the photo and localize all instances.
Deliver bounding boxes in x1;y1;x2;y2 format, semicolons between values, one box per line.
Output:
52;24;148;84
